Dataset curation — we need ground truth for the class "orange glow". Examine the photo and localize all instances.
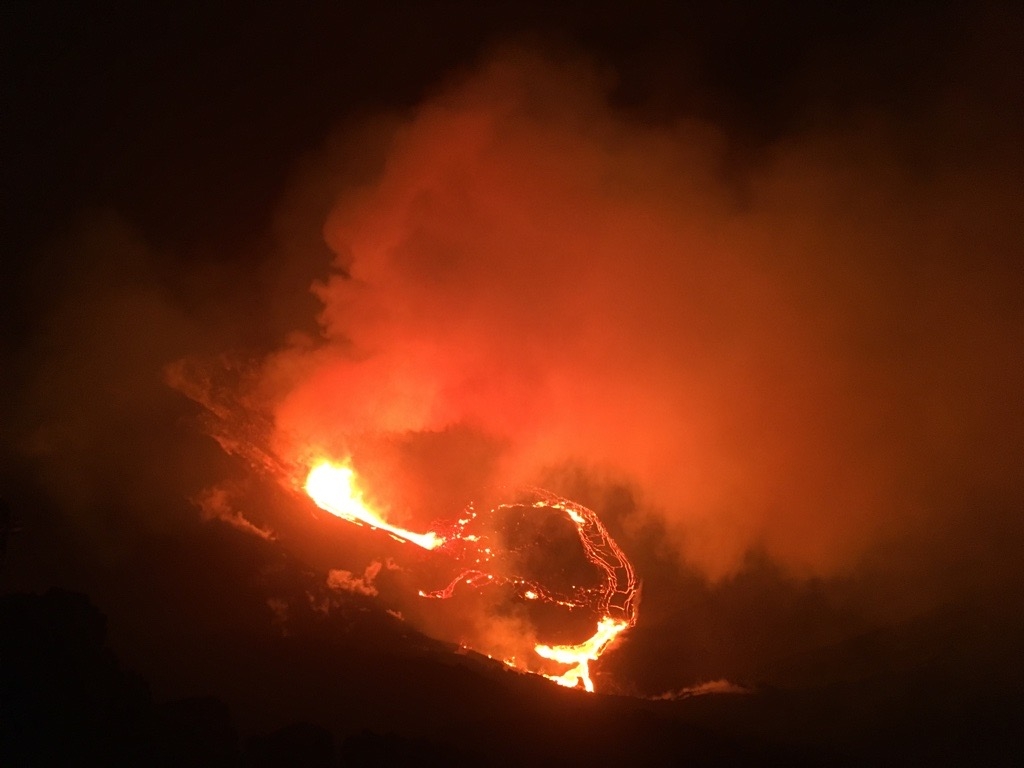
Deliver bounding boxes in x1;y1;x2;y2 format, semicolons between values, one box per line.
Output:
536;616;629;693
305;460;444;550
305;458;639;693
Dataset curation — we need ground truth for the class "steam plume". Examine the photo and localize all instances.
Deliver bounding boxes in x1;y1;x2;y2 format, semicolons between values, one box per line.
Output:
262;46;1023;581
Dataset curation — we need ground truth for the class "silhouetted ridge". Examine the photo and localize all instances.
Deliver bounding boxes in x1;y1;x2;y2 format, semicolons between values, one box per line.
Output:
0;589;241;767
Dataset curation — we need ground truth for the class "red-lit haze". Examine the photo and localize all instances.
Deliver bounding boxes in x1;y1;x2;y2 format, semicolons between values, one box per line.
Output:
260;48;1020;582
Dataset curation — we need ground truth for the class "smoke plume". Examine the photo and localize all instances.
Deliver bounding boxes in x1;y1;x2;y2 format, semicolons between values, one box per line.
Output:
257;45;1022;583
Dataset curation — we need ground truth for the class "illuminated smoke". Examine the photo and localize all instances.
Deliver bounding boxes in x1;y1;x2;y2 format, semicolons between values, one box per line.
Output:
145;37;1023;668
265;46;1023;582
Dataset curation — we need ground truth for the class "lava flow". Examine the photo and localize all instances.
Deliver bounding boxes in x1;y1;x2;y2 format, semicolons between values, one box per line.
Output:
305;461;443;550
304;458;639;693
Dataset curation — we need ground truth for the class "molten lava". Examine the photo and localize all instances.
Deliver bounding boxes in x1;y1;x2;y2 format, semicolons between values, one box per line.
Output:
305;460;443;550
535;616;629;693
304;458;639;693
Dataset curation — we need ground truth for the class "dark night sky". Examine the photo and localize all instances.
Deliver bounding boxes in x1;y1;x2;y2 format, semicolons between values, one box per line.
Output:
2;1;1023;764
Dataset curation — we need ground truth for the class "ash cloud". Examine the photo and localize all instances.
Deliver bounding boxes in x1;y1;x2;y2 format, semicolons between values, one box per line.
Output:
262;44;1023;588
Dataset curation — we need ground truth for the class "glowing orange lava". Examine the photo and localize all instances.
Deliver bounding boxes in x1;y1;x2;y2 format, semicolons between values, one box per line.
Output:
536;616;629;693
304;458;639;692
305;460;443;550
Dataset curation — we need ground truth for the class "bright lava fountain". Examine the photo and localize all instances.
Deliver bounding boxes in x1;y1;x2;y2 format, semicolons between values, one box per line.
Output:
305;458;640;693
